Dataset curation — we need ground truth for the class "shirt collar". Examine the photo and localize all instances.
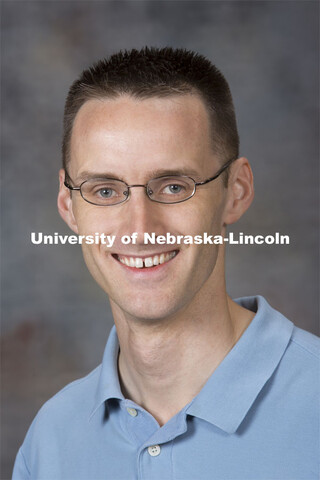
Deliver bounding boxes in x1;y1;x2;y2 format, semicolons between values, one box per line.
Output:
186;295;294;433
91;296;294;432
90;325;123;420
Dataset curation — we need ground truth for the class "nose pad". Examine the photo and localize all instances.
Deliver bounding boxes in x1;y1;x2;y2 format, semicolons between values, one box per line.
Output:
123;186;163;242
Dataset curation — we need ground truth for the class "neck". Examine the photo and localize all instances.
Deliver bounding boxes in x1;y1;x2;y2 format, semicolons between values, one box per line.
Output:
111;278;254;426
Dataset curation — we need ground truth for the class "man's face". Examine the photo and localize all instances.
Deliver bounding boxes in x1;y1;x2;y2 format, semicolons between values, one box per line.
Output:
64;94;230;321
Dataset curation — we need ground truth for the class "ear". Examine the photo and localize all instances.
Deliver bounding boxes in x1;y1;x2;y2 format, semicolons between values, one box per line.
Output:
57;169;79;234
223;157;254;225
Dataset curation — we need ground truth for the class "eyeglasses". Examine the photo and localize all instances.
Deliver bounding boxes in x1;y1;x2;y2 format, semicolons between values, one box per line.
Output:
64;158;235;206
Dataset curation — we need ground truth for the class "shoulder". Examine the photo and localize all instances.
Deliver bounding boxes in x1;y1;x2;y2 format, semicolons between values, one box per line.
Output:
238;295;319;362
282;326;320;387
266;302;320;377
24;365;101;443
15;365;103;476
289;325;320;359
236;295;319;385
275;325;319;406
42;364;101;414
278;320;319;373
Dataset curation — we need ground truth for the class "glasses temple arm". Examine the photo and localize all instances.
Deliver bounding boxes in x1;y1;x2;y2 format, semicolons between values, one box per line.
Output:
195;158;236;186
64;180;80;191
63;169;81;191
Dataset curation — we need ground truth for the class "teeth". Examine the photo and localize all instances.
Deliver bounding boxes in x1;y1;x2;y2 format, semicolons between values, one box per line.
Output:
129;257;135;267
117;251;177;269
135;258;143;268
144;257;153;268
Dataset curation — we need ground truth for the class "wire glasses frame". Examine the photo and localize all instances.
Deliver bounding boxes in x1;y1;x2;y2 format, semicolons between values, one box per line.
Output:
64;157;236;206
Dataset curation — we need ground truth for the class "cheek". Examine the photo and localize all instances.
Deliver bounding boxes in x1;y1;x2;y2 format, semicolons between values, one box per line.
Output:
173;196;225;237
176;196;224;278
72;202;119;236
200;191;226;234
80;242;116;293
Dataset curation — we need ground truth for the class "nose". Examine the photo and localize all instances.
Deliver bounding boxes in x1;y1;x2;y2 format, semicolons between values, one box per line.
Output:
121;186;165;242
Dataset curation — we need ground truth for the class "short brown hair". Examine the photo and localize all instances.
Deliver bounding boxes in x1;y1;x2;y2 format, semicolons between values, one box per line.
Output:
62;47;239;181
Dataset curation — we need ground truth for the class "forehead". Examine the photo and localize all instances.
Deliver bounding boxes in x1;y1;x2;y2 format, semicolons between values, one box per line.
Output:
69;94;214;179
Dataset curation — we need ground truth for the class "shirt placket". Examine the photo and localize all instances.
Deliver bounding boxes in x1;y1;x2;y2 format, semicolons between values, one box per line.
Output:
119;399;189;480
136;409;188;480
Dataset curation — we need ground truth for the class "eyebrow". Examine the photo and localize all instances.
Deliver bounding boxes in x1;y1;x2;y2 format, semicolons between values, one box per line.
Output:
75;171;126;183
75;167;203;183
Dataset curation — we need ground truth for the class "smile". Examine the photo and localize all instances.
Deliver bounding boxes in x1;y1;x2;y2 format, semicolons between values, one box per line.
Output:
114;250;178;269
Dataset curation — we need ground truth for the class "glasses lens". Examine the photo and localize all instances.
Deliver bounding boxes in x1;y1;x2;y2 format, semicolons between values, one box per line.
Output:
147;176;195;204
81;178;128;206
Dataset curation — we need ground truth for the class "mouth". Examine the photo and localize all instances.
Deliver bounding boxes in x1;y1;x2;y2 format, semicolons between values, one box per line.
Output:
112;250;179;269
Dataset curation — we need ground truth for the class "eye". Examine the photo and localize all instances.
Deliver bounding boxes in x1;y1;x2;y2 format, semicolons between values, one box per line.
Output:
163;184;183;194
82;178;128;205
162;184;185;195
96;187;116;198
148;176;193;201
90;182;123;199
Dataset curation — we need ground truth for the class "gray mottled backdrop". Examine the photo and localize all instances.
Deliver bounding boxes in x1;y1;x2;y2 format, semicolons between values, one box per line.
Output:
1;1;319;478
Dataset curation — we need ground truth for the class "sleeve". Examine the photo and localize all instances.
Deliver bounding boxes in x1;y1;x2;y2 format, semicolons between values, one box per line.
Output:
12;447;30;480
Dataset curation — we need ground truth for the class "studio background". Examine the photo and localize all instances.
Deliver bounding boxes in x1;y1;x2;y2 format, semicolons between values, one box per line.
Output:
1;1;318;478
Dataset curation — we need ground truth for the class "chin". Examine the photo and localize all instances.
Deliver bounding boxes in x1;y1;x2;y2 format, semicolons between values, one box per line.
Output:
111;292;185;323
125;302;178;323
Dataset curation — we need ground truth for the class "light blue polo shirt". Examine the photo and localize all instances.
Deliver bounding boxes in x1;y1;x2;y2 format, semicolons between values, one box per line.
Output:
13;296;319;480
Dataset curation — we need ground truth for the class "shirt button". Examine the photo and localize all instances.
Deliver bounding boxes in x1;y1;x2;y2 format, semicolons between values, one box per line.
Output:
148;445;161;457
126;407;138;417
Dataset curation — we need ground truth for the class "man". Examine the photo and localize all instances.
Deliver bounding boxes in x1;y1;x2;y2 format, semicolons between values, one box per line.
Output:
13;47;319;479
